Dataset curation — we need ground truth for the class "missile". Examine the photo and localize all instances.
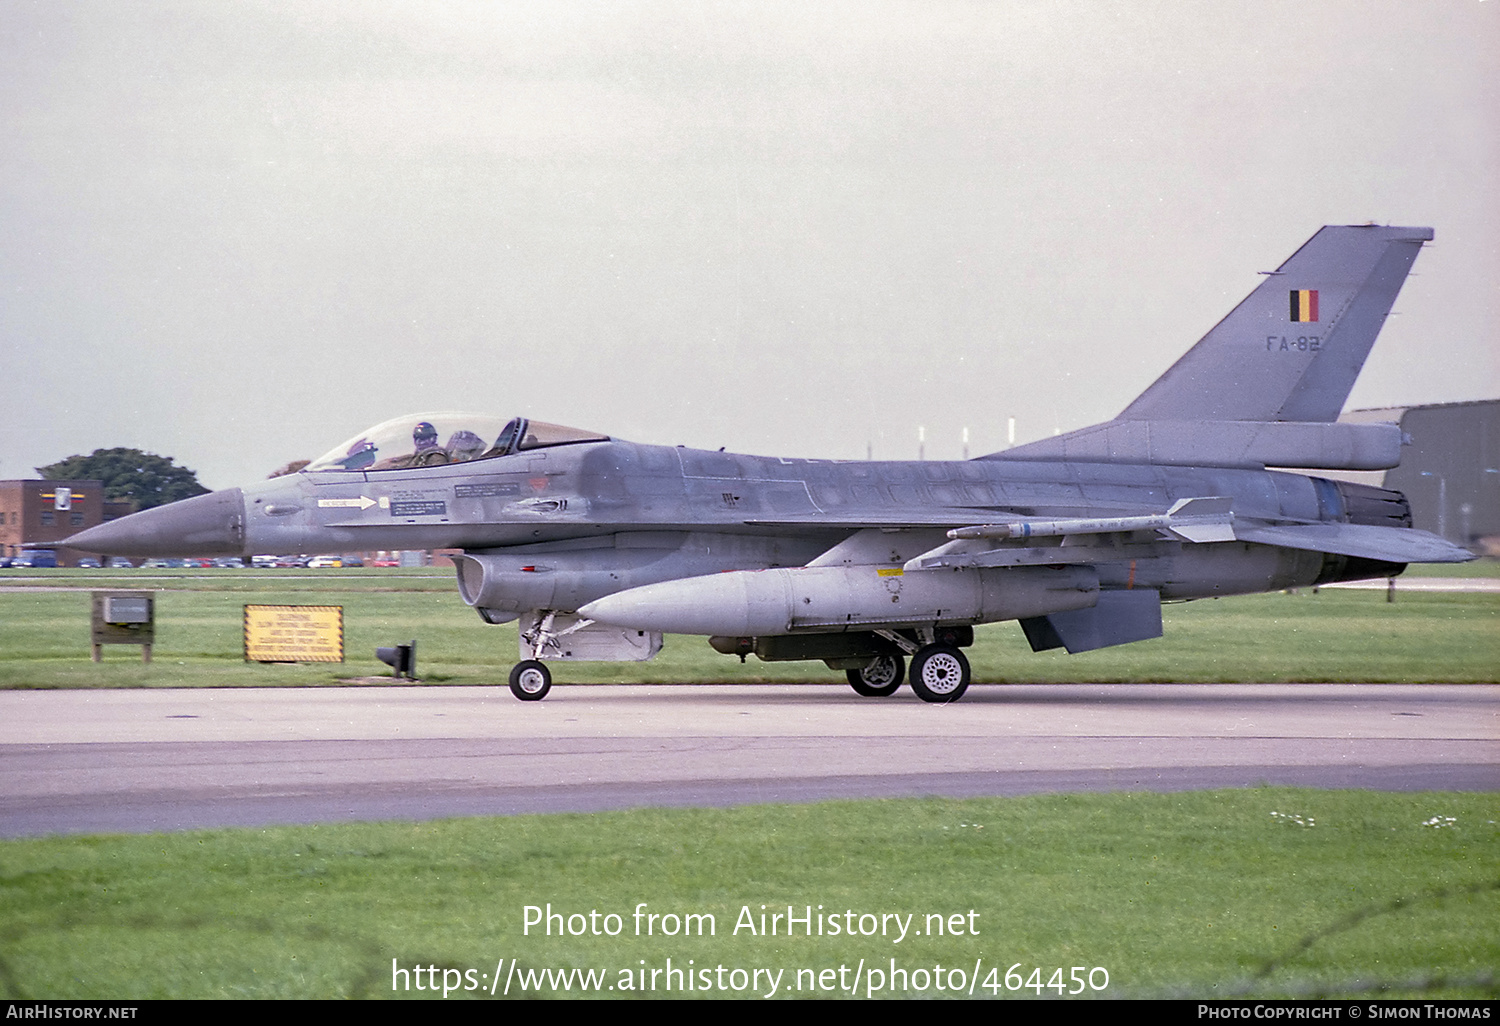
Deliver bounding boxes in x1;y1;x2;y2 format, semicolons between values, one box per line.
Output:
577;564;1099;637
944;496;1234;543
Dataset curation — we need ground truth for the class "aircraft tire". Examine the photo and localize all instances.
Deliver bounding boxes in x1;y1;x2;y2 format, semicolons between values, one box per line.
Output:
508;660;552;701
845;653;905;697
909;645;970;703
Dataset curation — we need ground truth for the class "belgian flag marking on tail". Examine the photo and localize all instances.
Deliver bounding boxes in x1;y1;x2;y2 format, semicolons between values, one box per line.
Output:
1289;289;1319;322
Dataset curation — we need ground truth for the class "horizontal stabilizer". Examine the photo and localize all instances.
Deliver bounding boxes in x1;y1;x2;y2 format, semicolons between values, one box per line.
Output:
1235;523;1473;564
1020;590;1162;654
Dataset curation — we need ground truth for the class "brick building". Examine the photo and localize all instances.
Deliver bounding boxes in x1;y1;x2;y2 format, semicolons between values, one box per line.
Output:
0;480;116;566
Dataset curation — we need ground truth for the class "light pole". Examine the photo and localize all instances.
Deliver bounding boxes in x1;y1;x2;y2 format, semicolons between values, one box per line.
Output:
1420;471;1448;540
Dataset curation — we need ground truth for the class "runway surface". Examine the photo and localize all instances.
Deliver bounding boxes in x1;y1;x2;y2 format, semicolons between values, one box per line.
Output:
1;683;1495;837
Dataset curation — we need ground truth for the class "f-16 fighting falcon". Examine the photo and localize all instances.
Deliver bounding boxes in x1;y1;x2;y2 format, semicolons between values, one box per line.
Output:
61;226;1472;701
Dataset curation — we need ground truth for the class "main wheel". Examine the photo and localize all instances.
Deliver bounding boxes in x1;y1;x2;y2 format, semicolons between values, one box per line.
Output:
909;645;970;703
846;653;905;697
508;659;552;701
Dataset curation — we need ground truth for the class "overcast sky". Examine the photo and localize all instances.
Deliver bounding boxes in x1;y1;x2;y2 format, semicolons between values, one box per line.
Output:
2;1;1496;489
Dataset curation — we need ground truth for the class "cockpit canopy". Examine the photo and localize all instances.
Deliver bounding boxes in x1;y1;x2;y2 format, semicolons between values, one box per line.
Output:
304;413;609;473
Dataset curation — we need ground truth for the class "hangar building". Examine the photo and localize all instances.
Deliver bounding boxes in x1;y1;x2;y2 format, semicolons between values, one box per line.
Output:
1340;399;1499;552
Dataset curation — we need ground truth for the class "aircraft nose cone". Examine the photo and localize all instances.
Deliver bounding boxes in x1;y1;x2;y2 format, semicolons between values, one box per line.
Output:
61;488;246;557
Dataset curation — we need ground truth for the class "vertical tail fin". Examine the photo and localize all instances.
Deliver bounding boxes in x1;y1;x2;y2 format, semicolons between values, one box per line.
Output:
991;226;1431;469
1120;224;1432;423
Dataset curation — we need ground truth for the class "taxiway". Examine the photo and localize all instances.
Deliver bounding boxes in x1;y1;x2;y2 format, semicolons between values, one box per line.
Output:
1;683;1494;837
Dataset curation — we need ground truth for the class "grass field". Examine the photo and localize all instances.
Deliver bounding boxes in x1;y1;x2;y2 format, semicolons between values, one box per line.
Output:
1;790;1495;1000
1;565;1496;688
1405;559;1500;579
2;566;1493;1000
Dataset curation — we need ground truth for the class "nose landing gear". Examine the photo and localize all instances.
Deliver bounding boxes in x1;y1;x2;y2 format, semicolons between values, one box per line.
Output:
507;610;587;701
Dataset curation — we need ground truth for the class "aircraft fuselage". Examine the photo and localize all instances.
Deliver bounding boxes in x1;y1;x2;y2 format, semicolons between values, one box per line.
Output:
208;439;1392;607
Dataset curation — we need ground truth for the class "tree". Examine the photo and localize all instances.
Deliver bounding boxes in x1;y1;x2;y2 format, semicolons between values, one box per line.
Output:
37;449;210;512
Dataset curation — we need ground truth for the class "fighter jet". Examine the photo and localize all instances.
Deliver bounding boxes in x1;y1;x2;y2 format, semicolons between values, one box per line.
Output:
62;225;1471;701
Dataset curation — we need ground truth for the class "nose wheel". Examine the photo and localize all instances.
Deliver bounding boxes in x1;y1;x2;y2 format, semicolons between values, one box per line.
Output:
508;660;552;701
909;645;970;703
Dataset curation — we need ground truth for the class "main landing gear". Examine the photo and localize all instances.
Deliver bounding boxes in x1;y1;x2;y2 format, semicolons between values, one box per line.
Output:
845;630;972;702
908;645;970;703
846;653;905;697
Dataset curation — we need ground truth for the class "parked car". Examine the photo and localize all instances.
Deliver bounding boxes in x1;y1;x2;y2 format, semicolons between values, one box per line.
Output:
11;550;59;568
307;555;343;568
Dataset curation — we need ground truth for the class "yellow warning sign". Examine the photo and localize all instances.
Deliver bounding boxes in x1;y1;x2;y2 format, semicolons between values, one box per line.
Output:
244;604;344;663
